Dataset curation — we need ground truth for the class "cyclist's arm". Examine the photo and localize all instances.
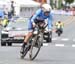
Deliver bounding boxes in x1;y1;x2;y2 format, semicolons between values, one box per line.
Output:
31;9;41;23
0;10;4;19
47;13;53;30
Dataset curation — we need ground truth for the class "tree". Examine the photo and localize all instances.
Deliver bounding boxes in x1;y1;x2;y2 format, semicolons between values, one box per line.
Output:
65;0;74;4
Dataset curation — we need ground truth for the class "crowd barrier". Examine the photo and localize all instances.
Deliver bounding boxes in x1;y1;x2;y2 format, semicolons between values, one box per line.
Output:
52;10;75;16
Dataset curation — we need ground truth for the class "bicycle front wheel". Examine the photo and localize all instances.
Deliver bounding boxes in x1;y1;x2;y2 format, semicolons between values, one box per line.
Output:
29;36;42;60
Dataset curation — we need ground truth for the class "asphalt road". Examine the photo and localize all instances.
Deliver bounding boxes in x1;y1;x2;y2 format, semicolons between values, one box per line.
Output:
0;15;75;64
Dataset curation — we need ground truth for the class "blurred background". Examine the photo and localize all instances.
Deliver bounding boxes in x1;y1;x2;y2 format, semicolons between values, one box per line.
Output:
0;0;75;18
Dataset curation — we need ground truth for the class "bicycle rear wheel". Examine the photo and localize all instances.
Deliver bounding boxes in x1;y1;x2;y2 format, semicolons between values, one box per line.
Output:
29;36;42;60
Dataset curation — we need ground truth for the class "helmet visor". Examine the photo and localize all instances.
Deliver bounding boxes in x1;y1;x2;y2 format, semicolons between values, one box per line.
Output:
44;11;50;16
44;11;50;13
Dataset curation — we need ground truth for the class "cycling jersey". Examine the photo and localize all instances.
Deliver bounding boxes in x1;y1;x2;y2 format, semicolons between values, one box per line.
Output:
0;10;4;19
28;9;53;31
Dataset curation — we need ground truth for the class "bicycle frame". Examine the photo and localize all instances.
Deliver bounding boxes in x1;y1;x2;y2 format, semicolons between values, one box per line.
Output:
20;22;48;60
29;23;48;60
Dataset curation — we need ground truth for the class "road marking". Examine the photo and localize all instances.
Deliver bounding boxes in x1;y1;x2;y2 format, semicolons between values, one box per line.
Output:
5;37;75;47
64;16;73;24
73;39;75;42
55;44;75;47
7;43;75;47
52;37;75;42
43;43;49;46
52;37;70;41
52;37;58;40
61;38;69;41
64;16;74;26
55;44;64;47
72;44;75;47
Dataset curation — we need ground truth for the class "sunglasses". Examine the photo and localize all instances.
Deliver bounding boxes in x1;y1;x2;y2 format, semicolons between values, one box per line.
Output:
44;11;50;14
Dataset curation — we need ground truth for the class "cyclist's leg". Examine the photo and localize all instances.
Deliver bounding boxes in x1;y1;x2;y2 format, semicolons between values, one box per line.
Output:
20;20;33;54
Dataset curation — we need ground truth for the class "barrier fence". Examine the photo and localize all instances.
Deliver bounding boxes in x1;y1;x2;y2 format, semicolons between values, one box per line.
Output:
52;10;75;16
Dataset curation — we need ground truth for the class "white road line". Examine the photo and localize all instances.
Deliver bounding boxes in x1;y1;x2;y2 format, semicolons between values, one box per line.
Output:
61;38;69;41
73;39;75;42
55;44;64;47
52;37;58;41
72;44;75;47
43;43;49;46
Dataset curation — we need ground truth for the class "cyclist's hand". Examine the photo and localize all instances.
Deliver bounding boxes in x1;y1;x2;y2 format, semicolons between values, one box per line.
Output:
32;22;36;28
48;29;52;31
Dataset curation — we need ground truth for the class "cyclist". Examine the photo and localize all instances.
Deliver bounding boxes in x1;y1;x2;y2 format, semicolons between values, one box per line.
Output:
20;3;53;54
55;21;64;34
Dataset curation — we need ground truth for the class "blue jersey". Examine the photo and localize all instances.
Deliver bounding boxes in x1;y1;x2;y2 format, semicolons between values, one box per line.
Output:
30;9;53;29
0;10;4;19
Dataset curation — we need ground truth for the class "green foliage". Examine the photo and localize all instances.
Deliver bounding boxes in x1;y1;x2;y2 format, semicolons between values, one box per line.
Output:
58;0;62;9
65;0;74;4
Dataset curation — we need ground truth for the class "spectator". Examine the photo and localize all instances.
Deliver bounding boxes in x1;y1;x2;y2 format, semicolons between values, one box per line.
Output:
2;15;9;27
8;11;12;20
11;1;15;16
8;0;15;20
